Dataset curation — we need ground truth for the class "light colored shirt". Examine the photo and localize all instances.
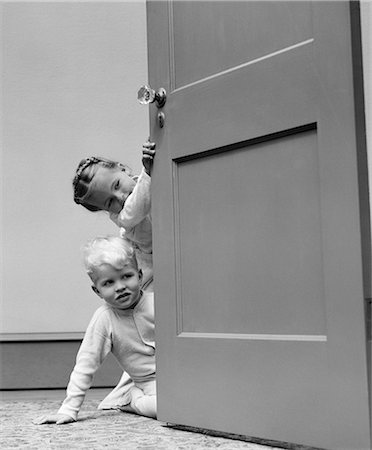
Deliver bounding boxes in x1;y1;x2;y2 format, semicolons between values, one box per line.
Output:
109;168;153;289
58;291;155;420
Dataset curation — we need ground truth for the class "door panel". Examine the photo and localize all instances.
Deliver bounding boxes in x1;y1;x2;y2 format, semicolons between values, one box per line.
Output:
176;128;326;336
168;42;318;157
147;2;371;449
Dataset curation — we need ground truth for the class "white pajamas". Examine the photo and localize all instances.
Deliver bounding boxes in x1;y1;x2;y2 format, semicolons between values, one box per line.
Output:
110;168;153;292
58;291;156;421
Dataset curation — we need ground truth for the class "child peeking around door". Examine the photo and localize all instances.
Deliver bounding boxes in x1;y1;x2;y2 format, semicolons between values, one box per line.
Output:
34;236;156;425
72;140;155;293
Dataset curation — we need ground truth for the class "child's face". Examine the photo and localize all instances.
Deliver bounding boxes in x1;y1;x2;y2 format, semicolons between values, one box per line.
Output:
85;166;136;214
91;263;142;309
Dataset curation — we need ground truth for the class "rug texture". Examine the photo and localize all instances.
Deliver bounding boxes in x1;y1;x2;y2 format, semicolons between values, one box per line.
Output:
0;397;280;450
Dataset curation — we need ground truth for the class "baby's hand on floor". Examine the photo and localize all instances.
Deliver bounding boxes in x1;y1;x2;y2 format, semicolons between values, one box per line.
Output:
33;413;74;425
142;140;156;176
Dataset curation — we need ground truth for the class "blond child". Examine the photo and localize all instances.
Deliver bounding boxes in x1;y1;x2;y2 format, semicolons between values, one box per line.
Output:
35;236;156;425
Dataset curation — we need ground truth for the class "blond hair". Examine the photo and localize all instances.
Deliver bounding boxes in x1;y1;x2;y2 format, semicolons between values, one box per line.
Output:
83;236;138;276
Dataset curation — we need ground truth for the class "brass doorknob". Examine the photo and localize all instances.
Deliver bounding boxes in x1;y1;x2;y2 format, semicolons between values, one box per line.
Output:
137;85;166;108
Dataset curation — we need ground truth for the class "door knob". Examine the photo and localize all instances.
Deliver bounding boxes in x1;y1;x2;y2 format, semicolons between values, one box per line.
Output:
137;85;166;108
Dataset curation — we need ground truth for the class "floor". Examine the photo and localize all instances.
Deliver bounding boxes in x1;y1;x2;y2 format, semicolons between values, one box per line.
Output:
0;389;285;450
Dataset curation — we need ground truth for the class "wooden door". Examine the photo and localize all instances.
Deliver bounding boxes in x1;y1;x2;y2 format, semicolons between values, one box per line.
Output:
147;2;371;449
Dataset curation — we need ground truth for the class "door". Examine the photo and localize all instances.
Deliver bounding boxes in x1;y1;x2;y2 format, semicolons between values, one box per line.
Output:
147;2;371;449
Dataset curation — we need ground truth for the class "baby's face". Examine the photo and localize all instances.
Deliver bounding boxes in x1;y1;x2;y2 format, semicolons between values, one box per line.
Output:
84;166;136;214
92;263;142;310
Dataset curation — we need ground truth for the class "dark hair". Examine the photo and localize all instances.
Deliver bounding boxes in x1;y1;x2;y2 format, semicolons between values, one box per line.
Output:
72;156;132;212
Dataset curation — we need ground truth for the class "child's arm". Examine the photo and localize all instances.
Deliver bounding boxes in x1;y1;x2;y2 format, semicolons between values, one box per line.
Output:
34;309;112;425
110;141;155;229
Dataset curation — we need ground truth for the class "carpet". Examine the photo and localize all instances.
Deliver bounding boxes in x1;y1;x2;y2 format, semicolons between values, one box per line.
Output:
0;396;281;450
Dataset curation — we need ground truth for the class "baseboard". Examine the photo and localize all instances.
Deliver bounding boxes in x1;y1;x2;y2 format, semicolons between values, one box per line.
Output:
0;332;85;342
0;340;122;390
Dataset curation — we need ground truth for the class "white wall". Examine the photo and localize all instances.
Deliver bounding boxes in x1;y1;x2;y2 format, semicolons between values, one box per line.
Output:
1;1;149;335
1;1;371;337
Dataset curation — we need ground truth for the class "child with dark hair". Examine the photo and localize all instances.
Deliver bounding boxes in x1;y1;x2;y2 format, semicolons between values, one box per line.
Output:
72;140;155;292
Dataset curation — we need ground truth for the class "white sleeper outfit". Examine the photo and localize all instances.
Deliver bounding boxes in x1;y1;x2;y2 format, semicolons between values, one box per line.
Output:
58;291;155;420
